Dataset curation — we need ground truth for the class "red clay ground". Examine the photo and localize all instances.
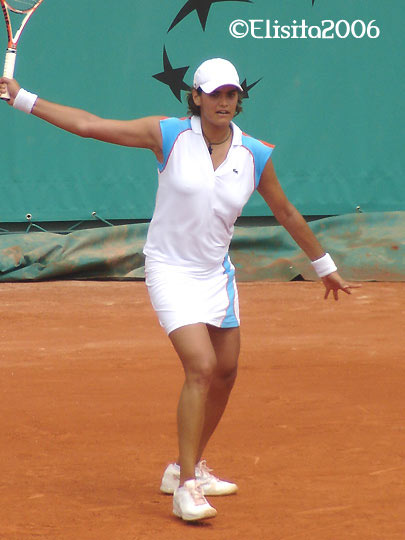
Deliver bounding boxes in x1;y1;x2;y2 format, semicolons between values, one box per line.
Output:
0;281;404;540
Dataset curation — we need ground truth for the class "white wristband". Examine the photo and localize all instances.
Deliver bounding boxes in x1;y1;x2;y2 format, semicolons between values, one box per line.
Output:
311;252;337;278
13;88;38;114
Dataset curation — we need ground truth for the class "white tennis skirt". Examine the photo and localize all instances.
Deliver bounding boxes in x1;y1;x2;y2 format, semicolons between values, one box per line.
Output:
145;254;240;335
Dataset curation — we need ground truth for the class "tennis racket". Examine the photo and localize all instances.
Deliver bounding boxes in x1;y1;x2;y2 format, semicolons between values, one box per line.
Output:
1;0;44;100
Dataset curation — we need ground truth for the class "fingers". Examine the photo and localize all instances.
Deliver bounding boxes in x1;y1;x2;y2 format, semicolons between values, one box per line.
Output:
324;288;339;301
324;287;344;301
342;284;352;295
0;78;11;101
0;77;20;102
342;283;362;294
324;282;361;301
0;80;7;96
0;77;10;88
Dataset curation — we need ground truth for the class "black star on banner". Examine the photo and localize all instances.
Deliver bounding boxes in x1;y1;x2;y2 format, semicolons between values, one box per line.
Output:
240;77;262;99
168;0;253;32
152;47;190;102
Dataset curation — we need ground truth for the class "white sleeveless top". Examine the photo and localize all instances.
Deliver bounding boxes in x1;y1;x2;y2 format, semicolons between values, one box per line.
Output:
143;115;274;269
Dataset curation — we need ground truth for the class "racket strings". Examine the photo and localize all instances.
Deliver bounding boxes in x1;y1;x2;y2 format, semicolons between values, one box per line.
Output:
5;0;39;12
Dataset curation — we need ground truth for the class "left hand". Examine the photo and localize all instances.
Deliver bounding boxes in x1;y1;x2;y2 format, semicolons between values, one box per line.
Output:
321;271;360;301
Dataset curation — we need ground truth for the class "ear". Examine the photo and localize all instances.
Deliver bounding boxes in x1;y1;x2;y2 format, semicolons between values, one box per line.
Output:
192;88;201;107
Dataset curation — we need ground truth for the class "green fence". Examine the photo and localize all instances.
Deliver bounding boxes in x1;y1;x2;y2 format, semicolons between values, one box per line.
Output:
0;0;404;223
1;213;404;282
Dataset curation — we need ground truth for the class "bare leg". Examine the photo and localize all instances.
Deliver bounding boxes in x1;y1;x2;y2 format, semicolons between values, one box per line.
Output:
197;325;240;461
170;324;240;477
169;323;217;486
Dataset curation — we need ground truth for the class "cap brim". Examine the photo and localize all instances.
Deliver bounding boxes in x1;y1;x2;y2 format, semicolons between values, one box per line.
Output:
199;81;243;94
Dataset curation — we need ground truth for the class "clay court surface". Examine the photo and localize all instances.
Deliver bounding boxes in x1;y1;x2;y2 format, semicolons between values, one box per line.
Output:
0;280;404;540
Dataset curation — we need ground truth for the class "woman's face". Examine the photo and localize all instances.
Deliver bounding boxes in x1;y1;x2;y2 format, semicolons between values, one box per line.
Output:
193;85;239;129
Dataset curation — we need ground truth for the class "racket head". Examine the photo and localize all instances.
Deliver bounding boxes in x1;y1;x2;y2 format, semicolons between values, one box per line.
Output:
3;0;43;14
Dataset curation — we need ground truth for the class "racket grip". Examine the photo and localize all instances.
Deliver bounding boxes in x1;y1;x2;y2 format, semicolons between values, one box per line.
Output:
1;49;17;101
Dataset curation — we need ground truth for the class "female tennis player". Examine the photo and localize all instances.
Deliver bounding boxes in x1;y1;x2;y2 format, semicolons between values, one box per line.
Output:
1;59;356;522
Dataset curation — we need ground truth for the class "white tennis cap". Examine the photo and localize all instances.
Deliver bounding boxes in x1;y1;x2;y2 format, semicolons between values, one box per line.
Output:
193;58;243;94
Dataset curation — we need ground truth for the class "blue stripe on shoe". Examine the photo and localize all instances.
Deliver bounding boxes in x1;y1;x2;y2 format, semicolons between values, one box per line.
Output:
221;254;239;328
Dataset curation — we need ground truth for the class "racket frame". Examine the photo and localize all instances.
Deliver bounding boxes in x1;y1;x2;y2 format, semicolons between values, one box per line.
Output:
1;0;44;100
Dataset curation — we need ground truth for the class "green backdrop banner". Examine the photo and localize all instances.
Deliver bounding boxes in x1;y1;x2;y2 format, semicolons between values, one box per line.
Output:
0;213;404;282
0;0;404;222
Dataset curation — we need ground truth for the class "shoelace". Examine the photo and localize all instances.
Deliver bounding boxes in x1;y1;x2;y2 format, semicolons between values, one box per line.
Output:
187;480;206;506
197;460;215;480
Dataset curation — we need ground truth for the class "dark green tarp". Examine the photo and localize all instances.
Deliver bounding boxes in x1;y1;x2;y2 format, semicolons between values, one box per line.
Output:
0;213;404;282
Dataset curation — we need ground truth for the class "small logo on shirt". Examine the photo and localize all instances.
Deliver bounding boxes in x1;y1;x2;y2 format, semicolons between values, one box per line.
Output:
233;168;239;174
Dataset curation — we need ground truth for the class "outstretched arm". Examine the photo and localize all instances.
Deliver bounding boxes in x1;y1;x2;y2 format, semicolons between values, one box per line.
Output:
0;77;164;160
257;159;358;300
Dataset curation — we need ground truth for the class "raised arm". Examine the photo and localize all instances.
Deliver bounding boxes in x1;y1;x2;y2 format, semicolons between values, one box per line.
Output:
0;77;164;161
257;159;357;300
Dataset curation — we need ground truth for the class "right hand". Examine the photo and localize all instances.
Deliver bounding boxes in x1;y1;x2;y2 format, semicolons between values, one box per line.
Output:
0;77;21;104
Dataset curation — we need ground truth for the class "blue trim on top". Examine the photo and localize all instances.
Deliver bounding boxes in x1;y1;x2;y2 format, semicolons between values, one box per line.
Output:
241;135;274;189
221;254;239;328
158;117;192;172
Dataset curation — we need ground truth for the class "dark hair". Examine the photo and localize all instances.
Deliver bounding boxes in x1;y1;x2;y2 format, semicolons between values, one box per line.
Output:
186;87;243;117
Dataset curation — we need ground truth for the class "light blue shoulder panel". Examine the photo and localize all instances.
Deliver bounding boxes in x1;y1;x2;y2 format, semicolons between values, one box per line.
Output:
241;134;275;189
158;117;192;172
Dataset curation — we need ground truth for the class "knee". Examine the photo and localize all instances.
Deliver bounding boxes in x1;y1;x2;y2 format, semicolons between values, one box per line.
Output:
214;363;238;391
185;355;217;389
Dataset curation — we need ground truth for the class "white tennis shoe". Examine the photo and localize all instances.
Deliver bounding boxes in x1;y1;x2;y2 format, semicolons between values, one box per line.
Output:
161;460;238;496
173;479;217;521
